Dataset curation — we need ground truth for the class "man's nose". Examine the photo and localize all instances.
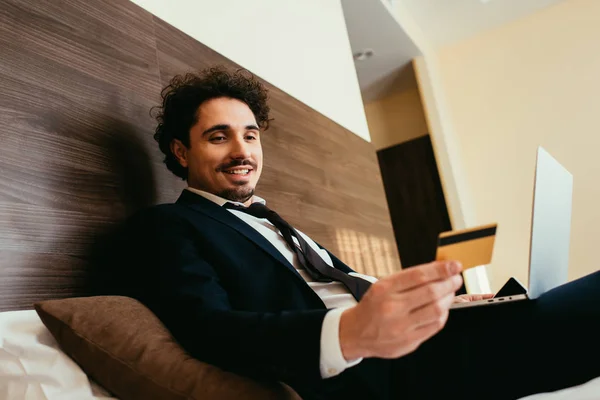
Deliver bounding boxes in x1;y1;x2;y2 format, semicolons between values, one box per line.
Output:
230;136;252;159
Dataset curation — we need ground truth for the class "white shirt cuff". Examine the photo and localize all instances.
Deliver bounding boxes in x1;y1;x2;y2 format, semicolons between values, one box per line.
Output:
320;307;363;379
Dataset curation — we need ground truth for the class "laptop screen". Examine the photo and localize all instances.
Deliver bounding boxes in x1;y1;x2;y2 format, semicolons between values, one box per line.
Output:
527;147;573;299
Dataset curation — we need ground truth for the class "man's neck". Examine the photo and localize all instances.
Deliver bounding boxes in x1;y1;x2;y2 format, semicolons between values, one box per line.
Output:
185;187;265;207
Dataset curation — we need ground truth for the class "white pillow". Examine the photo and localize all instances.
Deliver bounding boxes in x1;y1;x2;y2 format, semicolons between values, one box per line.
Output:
0;309;117;400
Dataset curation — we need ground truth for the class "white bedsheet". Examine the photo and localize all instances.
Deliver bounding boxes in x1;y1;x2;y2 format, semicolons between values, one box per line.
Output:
518;376;600;400
0;309;116;400
0;309;598;400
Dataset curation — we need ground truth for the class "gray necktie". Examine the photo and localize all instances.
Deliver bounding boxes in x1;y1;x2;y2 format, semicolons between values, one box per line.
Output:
225;202;371;301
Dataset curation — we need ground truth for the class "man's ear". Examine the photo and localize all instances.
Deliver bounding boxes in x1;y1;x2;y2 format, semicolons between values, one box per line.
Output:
170;139;189;168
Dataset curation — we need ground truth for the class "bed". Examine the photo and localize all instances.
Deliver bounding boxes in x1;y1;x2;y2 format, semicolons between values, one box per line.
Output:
2;306;600;399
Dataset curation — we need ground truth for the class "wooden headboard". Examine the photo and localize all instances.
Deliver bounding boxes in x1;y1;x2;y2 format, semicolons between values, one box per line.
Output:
0;0;400;311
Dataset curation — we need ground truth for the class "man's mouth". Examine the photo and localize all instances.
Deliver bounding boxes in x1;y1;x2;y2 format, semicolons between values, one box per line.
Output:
222;167;253;176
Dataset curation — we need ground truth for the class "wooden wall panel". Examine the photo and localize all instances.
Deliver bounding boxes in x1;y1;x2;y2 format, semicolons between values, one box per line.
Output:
0;0;400;311
0;0;173;311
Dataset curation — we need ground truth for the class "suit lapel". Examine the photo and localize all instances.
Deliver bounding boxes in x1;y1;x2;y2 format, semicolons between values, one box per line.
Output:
176;190;303;280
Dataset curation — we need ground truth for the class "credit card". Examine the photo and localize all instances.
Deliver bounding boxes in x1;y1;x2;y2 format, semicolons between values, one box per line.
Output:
435;223;497;270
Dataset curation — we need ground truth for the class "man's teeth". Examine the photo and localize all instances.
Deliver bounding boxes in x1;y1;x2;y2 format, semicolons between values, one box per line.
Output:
225;169;249;175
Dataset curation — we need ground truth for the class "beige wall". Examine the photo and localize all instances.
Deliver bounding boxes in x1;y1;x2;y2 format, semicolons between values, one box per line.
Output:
436;0;600;291
364;71;429;150
129;0;370;141
384;0;491;292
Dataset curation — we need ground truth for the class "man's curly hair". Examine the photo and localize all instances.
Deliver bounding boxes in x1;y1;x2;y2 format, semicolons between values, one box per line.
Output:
153;66;270;180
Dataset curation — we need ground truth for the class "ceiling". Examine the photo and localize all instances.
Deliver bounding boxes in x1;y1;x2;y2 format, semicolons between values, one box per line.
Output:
401;0;568;48
341;0;421;103
341;0;568;102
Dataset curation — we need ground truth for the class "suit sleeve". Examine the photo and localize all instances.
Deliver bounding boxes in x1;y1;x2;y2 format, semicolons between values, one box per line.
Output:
118;208;328;384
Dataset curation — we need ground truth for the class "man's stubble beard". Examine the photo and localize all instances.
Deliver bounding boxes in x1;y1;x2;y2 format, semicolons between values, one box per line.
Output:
217;185;255;204
213;159;259;203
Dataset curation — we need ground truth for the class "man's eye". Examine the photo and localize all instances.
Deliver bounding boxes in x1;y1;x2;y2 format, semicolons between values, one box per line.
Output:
246;134;257;140
210;136;226;142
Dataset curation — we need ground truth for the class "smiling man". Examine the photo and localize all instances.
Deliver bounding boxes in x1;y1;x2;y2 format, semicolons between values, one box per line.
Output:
115;66;600;400
169;96;262;205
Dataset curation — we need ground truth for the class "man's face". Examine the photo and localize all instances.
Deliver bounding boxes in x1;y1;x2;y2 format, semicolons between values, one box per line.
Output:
171;97;263;205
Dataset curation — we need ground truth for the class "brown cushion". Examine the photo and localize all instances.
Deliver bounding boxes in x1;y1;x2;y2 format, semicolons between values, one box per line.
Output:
34;296;301;400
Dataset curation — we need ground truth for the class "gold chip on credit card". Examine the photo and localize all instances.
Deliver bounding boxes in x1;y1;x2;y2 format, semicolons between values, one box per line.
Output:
435;223;497;270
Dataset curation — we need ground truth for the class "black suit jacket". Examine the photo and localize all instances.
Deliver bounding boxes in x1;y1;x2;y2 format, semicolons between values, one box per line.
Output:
111;189;380;393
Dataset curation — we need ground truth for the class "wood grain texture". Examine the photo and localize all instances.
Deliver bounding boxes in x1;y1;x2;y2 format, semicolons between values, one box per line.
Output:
0;0;178;311
0;0;399;311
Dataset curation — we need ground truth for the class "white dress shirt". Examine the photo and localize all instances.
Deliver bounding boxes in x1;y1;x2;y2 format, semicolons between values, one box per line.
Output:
186;187;377;378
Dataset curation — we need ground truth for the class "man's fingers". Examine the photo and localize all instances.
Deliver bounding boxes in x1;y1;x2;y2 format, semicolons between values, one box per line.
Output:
468;293;495;301
409;292;455;330
453;295;470;303
383;260;463;292
454;293;495;302
401;274;463;310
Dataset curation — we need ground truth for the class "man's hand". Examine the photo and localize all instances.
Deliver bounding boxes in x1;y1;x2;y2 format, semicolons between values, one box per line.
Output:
453;294;494;303
339;261;463;361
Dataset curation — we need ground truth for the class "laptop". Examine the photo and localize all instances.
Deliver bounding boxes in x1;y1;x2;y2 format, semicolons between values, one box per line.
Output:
451;146;573;309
